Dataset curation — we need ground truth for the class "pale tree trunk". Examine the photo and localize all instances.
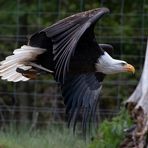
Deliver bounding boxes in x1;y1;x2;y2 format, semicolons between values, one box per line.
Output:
120;39;148;148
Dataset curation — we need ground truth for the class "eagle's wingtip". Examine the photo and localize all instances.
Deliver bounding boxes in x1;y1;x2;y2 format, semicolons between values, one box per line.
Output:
102;7;110;13
93;7;110;13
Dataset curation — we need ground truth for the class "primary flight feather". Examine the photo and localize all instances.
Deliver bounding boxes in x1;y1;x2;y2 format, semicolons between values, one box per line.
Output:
0;7;135;135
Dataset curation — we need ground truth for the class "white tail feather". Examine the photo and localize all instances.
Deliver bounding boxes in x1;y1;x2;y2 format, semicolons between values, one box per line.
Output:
0;45;47;82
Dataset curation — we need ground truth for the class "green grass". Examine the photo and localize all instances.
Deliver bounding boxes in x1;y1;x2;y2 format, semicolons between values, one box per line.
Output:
0;126;87;148
0;109;132;148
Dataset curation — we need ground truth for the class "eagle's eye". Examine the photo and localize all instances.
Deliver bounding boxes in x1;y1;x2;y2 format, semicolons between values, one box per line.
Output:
120;62;126;66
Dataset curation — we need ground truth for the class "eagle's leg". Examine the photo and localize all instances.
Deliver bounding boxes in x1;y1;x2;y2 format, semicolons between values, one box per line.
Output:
16;68;38;79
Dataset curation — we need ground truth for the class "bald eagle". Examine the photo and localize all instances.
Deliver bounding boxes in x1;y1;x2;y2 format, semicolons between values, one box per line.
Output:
0;8;135;134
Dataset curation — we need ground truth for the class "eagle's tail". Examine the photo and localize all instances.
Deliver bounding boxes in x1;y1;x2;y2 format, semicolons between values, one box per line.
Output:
0;45;53;82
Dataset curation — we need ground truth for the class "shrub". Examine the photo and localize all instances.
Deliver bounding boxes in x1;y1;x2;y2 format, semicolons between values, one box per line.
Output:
89;108;132;148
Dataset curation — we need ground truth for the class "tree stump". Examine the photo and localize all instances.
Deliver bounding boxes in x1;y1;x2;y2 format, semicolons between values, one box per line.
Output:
120;39;148;148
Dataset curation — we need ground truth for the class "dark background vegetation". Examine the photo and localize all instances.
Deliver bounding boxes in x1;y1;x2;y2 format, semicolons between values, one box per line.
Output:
0;0;147;138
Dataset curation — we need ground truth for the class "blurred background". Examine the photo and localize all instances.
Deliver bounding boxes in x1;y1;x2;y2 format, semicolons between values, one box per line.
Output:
0;0;147;130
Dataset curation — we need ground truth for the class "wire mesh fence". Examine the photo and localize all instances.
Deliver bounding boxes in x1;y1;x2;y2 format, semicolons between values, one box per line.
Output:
0;0;147;128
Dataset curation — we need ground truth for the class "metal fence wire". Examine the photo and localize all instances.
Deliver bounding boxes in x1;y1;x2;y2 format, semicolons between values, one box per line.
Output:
0;0;147;128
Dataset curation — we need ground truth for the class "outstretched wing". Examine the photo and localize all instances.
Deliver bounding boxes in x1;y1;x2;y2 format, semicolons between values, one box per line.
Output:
41;7;109;83
27;8;110;135
62;72;105;135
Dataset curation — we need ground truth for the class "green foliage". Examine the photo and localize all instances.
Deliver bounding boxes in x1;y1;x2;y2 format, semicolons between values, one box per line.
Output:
89;109;132;148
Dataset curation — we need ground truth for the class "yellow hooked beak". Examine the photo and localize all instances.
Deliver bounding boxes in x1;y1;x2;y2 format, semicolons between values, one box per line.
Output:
124;64;135;74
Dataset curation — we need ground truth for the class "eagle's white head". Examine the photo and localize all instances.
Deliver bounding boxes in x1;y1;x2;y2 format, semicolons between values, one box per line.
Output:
96;51;135;74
